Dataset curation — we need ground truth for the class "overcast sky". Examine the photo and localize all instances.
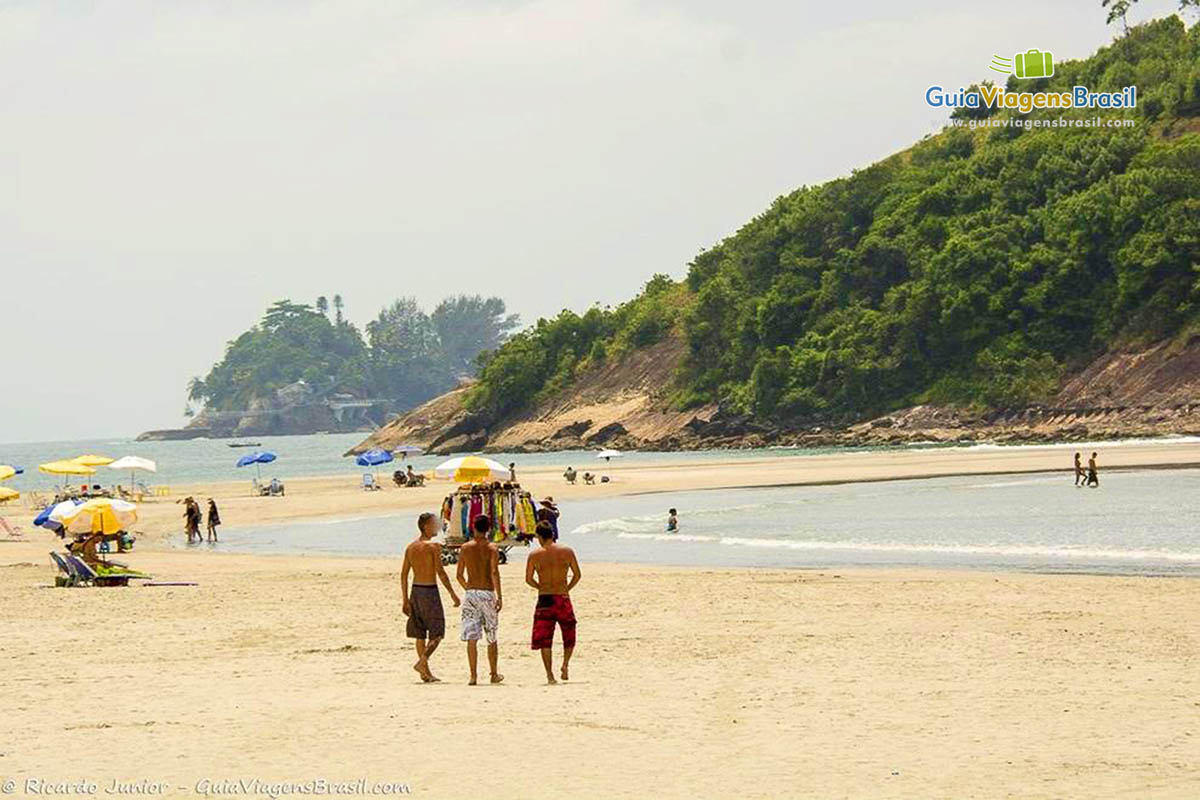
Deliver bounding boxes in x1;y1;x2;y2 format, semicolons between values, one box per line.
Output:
0;0;1179;443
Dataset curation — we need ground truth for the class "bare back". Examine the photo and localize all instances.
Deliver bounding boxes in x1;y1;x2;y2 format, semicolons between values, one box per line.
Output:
459;538;498;590
528;544;579;596
404;539;441;585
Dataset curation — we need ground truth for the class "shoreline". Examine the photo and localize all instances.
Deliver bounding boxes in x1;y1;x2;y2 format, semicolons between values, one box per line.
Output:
6;438;1197;545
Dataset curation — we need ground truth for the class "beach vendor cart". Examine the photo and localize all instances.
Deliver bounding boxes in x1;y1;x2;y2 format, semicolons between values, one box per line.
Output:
434;456;539;566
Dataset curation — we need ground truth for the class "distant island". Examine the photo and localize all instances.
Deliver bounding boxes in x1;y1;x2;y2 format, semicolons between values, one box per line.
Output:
138;294;517;440
352;17;1200;455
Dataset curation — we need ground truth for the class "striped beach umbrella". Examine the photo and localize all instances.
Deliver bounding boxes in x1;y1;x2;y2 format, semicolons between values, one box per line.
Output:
433;455;510;483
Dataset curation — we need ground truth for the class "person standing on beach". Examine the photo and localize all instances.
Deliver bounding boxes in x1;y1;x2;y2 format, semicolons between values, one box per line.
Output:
526;521;581;684
1087;452;1099;487
456;515;503;685
537;498;560;541
509;462;517;482
401;512;461;682
666;508;678;532
1073;453;1086;486
205;499;221;542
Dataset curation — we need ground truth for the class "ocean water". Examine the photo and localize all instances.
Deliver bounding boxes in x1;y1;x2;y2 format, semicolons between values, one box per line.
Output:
208;467;1200;576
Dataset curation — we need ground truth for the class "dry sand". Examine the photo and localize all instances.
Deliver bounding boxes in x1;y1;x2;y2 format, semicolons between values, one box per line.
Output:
2;443;1199;798
0;544;1196;798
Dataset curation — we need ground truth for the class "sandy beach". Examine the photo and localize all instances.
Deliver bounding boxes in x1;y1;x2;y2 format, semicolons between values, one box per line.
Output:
3;444;1200;797
0;540;1196;799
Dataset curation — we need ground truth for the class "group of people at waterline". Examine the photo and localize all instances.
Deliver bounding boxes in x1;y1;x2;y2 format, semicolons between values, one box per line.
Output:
1074;451;1100;487
401;512;580;685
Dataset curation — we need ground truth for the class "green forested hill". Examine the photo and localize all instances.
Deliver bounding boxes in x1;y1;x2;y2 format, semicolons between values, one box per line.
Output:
465;16;1200;426
187;295;517;417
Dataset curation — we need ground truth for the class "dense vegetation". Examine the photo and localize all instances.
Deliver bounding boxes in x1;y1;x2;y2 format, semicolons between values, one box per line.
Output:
188;295;517;414
465;16;1200;425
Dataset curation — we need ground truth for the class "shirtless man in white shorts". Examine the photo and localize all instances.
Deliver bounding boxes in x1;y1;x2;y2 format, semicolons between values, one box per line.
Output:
456;514;503;685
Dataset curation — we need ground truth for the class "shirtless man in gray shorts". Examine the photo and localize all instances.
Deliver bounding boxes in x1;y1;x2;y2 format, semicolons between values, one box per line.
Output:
456;514;504;685
401;512;460;682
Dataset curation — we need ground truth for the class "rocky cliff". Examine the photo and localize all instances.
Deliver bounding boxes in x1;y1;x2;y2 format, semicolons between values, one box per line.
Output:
347;333;1200;456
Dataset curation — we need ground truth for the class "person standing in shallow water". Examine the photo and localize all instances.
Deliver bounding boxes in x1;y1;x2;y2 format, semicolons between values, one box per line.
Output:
206;499;221;542
1087;452;1099;487
1073;453;1086;487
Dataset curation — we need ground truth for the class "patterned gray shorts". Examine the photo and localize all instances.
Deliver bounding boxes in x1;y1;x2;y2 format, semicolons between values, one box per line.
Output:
460;589;499;644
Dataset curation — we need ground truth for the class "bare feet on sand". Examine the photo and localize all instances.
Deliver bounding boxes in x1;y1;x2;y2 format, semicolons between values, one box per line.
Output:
490;673;505;684
560;665;569;681
545;673;557;685
413;661;431;682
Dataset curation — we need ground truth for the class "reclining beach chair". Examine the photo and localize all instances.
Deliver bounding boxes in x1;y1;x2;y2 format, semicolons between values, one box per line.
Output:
362;473;380;491
64;553;150;588
50;551;77;587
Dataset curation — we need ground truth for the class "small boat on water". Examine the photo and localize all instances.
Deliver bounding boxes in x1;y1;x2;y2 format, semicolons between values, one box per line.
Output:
227;442;262;448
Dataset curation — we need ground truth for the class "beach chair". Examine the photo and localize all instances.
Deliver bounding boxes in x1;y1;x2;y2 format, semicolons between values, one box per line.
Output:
50;552;77;587
362;473;381;491
268;478;285;497
65;554;150;588
252;478;269;497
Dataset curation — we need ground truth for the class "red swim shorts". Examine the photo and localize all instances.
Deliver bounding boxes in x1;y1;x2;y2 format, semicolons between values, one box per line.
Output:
531;594;576;650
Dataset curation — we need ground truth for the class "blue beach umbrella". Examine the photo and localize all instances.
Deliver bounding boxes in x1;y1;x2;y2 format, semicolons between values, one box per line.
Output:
355;449;394;468
34;499;81;537
235;451;278;480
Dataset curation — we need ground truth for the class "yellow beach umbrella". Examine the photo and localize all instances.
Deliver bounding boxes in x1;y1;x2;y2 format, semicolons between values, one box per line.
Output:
0;465;16;482
0;487;19;503
59;498;138;535
40;460;97;476
72;454;115;467
433;455;511;482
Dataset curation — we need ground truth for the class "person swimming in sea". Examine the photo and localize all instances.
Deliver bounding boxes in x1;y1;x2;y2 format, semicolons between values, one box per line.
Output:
666;508;678;533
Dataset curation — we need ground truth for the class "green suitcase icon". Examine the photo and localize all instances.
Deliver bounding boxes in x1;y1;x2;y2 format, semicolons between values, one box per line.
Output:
1013;49;1053;79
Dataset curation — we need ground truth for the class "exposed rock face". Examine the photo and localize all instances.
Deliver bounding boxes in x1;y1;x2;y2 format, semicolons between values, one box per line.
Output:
348;335;1200;455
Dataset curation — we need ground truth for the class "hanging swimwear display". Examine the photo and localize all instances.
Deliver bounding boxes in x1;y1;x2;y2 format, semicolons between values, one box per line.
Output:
440;482;540;544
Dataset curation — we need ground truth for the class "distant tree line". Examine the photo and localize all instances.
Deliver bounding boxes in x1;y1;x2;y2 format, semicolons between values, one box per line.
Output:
187;295;518;415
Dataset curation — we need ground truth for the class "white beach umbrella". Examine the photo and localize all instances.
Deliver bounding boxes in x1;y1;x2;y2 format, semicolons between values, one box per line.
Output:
108;456;157;494
596;448;622;461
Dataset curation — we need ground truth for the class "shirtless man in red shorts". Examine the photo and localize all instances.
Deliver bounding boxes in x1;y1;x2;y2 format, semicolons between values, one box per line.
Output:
525;521;582;684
